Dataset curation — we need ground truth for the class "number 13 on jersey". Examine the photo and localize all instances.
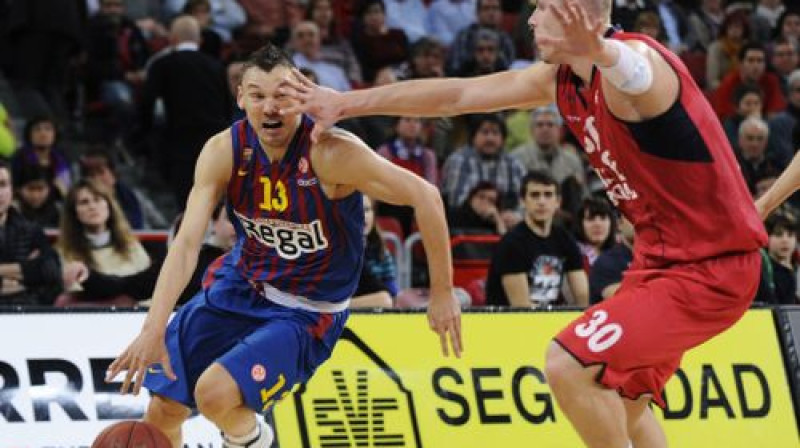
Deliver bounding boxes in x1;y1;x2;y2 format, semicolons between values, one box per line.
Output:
259;177;288;212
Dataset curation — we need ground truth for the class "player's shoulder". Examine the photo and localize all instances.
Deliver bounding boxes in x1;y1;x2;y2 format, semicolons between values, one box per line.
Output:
312;126;369;157
204;128;234;152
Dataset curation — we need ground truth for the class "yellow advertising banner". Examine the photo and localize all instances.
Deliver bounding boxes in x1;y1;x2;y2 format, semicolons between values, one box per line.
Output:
273;310;798;448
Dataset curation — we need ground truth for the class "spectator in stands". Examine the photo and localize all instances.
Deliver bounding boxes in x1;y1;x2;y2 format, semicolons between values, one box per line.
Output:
755;0;785;32
0;0;87;122
176;201;236;304
633;11;666;44
722;84;764;147
56;179;156;304
236;0;290;52
0;103;16;159
686;0;724;52
706;11;749;90
0;160;62;305
393;37;446;80
85;0;151;143
14;164;61;228
351;0;410;84
713;42;786;120
11;116;71;200
352;195;395;308
769;69;800;167
770;38;799;96
612;0;657;33
775;9;800;47
124;0;169;43
426;0;478;47
306;0;363;86
485;171;588;308
764;213;799;304
165;0;245;42
737;117;785;194
290;21;352;92
183;0;223;60
383;0;428;44
447;181;507;235
589;215;634;304
446;0;514;76
138;15;231;209
456;28;507;77
574;197;617;271
656;0;690;53
226;58;247;120
441;113;526;222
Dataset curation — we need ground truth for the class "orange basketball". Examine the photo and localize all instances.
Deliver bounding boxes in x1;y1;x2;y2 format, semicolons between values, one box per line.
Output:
92;421;171;448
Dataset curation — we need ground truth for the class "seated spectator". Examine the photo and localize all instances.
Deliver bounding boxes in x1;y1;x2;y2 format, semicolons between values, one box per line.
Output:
455;28;507;77
0;160;62;305
706;11;748;91
176;201;236;304
236;0;290;52
0;103;16;159
769;68;800;167
686;0;725;52
589;215;634;304
775;9;800;51
722;84;764;147
383;0;428;43
351;0;409;84
14;164;61;229
574;198;617;271
764;213;799;304
447;181;507;235
393;36;446;80
306;0;363;86
633;10;666;44
183;0;223;59
713;42;786;120
80;149;168;229
441;114;526;223
11;116;71;199
290;21;352;92
446;0;514;76
612;0;657;33
770;38;799;96
737;117;785;194
352;195;396;308
165;0;246;43
485;171;588;308
426;0;477;47
56;179;156;303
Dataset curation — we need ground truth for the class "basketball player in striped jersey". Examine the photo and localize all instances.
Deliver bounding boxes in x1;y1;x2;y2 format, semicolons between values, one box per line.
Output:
106;44;462;448
281;1;766;447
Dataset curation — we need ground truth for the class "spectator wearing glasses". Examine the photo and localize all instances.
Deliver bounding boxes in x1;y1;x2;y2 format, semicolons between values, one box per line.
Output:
736;117;785;194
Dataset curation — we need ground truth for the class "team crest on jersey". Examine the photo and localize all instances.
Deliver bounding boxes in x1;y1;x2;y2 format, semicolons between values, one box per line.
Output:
298;156;309;174
252;364;266;382
238;147;254;176
235;210;329;259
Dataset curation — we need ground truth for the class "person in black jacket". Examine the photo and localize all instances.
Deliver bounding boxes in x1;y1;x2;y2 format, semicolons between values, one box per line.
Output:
138;15;231;209
0;160;62;305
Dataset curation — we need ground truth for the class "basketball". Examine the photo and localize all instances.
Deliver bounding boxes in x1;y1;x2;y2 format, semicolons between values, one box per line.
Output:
92;421;171;448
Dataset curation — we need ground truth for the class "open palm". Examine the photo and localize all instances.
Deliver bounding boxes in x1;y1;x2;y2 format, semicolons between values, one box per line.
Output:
537;0;606;60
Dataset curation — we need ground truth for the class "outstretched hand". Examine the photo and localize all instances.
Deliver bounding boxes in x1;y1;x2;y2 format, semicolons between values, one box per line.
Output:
536;0;607;61
279;68;344;142
105;327;176;395
427;290;463;358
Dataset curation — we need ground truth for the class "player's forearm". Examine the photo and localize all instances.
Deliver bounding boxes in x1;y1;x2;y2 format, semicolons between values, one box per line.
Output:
142;241;201;332
411;184;454;295
340;78;471;119
757;150;800;218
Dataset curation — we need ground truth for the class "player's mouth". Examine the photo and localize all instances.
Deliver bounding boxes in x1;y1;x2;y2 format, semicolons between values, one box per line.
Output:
263;119;283;130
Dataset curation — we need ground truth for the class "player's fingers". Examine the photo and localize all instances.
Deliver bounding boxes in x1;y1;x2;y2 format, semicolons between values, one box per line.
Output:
310;124;324;143
292;67;316;88
564;0;580;25
453;317;463;356
439;328;449;357
132;366;145;396
571;0;591;30
120;359;137;394
105;352;127;382
162;356;178;381
550;3;571;27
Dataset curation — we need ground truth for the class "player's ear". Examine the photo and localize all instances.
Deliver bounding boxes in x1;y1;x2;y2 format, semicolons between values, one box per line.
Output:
236;84;245;109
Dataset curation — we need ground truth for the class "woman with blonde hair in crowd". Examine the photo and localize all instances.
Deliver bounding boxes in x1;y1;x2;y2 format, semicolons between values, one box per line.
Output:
56;179;157;305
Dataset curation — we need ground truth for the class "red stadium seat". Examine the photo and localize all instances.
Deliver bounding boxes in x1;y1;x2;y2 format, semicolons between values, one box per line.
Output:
450;234;500;290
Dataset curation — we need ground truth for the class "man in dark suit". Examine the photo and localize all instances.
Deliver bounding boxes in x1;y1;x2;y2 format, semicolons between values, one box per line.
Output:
138;15;231;210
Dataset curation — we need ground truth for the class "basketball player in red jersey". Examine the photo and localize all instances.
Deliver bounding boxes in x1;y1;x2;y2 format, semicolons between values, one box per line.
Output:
280;1;766;446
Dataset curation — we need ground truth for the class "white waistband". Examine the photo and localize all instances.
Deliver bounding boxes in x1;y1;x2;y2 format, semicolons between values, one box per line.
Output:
258;282;350;313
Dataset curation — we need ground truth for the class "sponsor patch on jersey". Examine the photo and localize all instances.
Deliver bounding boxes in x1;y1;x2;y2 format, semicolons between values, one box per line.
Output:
238;147;254;176
252;364;267;382
298;156;309;174
235;211;329;259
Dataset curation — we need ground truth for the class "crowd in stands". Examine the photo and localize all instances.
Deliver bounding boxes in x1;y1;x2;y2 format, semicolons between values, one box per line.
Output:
0;0;799;309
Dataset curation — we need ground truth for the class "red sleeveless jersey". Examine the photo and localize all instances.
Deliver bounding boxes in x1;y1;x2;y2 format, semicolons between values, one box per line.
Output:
555;31;766;268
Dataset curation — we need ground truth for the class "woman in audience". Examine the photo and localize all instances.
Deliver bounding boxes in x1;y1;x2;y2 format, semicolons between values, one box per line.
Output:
723;84;765;147
352;195;397;308
774;9;800;47
574;197;617;272
350;0;409;84
706;12;749;90
56;179;155;304
306;0;363;86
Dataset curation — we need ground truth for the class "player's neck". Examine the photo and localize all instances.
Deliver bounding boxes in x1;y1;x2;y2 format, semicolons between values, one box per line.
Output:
570;59;596;84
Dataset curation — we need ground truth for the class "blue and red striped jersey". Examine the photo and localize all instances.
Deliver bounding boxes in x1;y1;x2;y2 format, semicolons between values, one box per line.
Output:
225;116;364;303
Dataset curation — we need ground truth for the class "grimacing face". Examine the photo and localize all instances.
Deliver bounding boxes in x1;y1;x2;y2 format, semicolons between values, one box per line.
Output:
237;65;302;150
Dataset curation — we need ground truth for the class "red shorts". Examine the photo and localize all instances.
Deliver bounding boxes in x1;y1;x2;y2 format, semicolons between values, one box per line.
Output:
554;250;761;408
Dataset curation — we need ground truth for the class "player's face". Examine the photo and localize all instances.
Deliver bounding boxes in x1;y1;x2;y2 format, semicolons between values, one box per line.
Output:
0;168;12;217
529;0;567;63
238;65;301;150
522;182;560;223
768;230;797;261
75;188;110;232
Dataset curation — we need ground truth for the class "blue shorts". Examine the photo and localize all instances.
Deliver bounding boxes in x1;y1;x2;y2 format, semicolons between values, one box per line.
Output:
143;269;349;414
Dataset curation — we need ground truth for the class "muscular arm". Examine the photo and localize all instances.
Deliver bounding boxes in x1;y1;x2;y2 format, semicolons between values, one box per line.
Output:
501;273;532;308
141;132;231;332
313;130;453;296
756;150;800;219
